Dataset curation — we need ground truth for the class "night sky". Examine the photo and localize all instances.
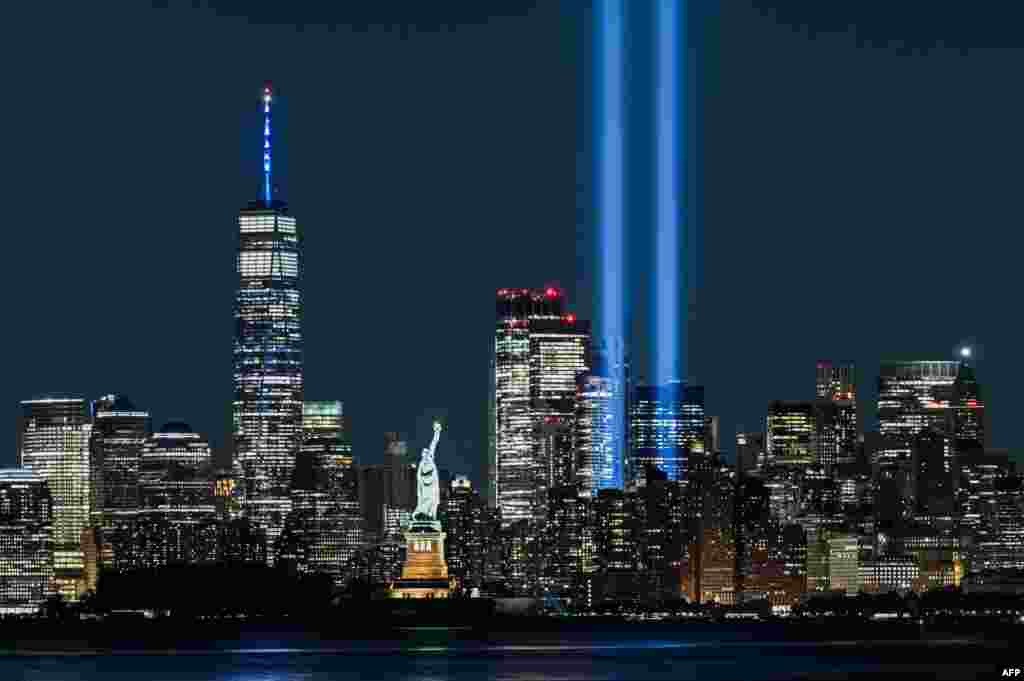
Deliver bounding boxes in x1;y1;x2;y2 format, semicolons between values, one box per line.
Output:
5;2;1021;484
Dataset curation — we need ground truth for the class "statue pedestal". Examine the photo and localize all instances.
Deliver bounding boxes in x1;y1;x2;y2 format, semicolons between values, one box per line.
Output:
390;521;450;599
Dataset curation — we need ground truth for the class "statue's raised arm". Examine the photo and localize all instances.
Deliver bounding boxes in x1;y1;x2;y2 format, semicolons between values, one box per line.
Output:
427;421;442;456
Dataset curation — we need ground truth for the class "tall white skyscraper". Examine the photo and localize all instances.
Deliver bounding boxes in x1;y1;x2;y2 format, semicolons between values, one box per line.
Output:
20;397;91;600
493;288;590;526
233;83;303;559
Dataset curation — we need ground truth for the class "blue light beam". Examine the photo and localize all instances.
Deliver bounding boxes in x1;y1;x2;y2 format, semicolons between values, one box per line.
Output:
655;0;684;385
597;0;626;490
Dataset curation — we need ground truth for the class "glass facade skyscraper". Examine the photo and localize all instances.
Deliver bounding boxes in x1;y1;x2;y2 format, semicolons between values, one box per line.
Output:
575;372;623;494
493;288;590;526
19;397;91;600
233;86;303;558
627;382;705;485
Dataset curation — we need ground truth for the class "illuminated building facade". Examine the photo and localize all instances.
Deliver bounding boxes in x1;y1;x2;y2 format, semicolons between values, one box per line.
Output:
544;485;594;600
736;431;765;475
593;488;636;573
697;527;736;605
634;470;690;599
876;360;959;463
19;397;91;600
952;362;985;453
827;533;861;594
440;476;488;593
233;83;303;558
280;402;361;582
816;361;858;467
385;432;415;510
973;474;1024;572
493;288;590;526
0;470;54;613
766;401;816;466
957;449;1013;571
133;422;216;567
88;394;150;570
816;361;856;402
213;462;245;521
734;476;771;596
860;555;919;593
575;372;623;495
300;401;356;512
628;382;705;485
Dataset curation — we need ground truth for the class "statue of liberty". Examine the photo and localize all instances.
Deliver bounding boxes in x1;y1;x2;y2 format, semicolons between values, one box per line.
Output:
413;421;442;522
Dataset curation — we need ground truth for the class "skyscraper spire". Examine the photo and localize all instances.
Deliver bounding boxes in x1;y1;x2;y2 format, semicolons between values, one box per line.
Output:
235;81;303;562
262;81;273;204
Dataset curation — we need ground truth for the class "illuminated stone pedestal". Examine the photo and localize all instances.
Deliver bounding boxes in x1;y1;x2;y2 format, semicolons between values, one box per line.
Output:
390;521;450;599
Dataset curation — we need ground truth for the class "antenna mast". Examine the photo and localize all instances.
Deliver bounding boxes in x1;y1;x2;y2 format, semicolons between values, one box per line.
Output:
262;81;273;205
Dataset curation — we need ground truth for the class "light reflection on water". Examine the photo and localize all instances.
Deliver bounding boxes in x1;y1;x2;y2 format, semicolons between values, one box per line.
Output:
0;638;1007;681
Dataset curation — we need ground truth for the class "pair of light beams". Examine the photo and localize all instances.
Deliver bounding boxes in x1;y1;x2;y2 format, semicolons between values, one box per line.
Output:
598;0;683;385
597;0;684;486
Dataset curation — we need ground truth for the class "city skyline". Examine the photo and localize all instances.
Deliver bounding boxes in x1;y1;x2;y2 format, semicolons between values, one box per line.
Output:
6;1;1023;489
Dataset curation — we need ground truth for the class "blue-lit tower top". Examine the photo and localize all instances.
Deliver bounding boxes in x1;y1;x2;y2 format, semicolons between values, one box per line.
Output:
262;81;273;204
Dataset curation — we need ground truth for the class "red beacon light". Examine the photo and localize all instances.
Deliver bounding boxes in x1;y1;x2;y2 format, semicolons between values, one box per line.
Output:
565;313;576;323
546;287;558;297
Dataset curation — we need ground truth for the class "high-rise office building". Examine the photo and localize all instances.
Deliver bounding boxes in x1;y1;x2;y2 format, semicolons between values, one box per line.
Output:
957;450;1013;555
19;397;91;600
133;422;216;567
493;288;590;526
385;432;416;511
815;362;858;465
952;362;985;454
300;402;356;510
816;361;855;401
284;470;364;583
876;360;959;463
827;533;862;595
234;83;303;558
736;431;766;475
281;401;362;581
704;416;720;457
88;394;150;570
766;401;817;466
440;476;489;593
734;476;770;597
357;465;393;540
911;428;955;516
0;470;54;613
628;382;705;485
574;372;624;495
544;486;594;601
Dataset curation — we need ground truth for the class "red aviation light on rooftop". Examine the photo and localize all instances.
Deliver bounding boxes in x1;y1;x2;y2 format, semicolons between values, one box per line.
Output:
546;287;559;298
